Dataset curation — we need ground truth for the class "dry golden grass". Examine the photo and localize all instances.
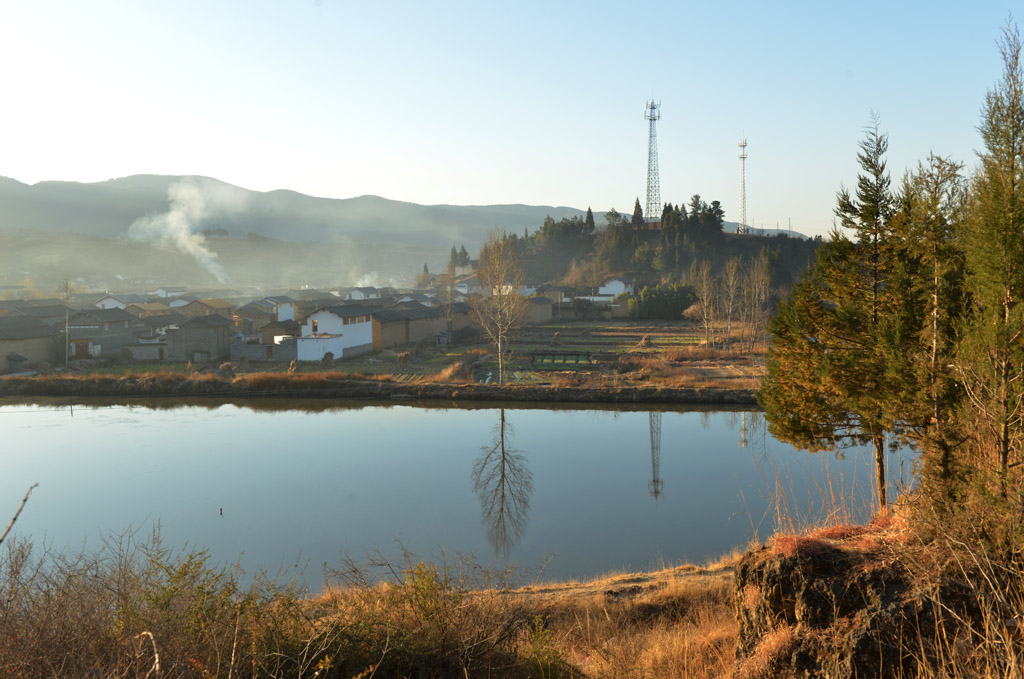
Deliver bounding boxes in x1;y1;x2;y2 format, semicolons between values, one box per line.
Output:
422;361;474;383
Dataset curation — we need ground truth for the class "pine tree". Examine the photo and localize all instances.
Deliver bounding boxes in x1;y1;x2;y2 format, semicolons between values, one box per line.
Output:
762;120;897;508
584;207;595;233
885;155;967;500
449;245;458;270
632;198;645;228
958;25;1024;497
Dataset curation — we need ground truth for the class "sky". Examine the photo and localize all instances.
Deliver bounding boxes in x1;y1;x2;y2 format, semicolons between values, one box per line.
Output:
0;1;1016;237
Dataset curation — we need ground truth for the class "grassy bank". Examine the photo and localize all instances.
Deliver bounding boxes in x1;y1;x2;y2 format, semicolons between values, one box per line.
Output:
0;369;758;405
0;530;739;679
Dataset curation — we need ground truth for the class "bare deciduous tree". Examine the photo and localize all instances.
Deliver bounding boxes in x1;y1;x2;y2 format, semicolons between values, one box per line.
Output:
469;230;529;384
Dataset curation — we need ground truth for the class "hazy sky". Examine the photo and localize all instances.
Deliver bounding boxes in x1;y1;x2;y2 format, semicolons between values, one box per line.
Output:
0;1;1015;236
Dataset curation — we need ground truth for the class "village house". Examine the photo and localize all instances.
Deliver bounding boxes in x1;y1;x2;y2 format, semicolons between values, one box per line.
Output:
124;302;172;318
67;308;142;359
138;313;187;337
234;300;277;335
178;298;236;320
259;319;301;345
168;294;198;309
343;287;380;301
149;286;189;298
371;307;446;349
166;314;232;362
95;293;149;309
0;314;57;372
524;296;555;325
297;304;374;361
263;296;296;322
16;304;73;328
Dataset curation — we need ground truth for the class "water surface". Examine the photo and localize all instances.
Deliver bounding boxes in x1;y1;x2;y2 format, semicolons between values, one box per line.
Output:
0;401;908;586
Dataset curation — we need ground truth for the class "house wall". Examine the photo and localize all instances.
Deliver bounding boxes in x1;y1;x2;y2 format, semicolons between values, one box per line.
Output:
168;325;230;361
276;303;295;322
375;320;407;348
260;325;299;345
301;310;373;346
408;316;446;344
231;339;297;362
0;337;57;371
524;302;553;325
96;298;126;309
126;344;166;361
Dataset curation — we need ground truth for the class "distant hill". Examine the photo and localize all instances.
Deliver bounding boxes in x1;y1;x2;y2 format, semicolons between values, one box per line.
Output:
0;174;586;249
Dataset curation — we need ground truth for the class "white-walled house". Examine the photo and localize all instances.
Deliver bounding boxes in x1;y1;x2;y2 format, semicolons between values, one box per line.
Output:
296;304;374;361
264;296;296;322
346;287;380;301
150;286;189;298
95;293;148;310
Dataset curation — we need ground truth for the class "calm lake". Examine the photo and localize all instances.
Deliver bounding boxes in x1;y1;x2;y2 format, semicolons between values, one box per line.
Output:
0;400;911;588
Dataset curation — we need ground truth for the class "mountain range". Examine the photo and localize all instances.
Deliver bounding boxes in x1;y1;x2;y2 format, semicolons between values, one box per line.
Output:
0;174;586;249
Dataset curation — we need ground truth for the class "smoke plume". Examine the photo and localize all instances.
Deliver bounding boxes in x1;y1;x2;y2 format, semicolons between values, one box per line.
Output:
128;180;242;283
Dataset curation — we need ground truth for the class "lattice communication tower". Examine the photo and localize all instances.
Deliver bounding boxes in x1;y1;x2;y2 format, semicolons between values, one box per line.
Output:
645;101;662;222
737;139;748;234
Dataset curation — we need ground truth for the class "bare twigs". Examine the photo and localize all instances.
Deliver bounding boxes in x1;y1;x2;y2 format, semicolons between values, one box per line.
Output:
0;484;38;549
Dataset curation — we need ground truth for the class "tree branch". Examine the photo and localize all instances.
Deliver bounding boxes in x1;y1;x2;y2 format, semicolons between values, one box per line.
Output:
0;483;38;549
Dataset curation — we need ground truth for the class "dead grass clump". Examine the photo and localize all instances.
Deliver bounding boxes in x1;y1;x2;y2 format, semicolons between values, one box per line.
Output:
425;361;474;383
524;571;736;679
736;623;796;679
666;345;721;362
771;535;833;559
809;524;870;542
547;372;582;387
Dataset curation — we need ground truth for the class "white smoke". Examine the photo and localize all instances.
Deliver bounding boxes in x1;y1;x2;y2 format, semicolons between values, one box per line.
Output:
128;180;243;284
354;272;402;288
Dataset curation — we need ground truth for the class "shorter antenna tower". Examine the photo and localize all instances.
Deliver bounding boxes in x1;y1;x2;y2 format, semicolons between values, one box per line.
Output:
645;101;662;222
737;139;748;234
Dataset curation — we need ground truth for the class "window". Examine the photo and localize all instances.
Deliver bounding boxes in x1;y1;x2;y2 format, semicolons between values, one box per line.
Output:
312;319;318;333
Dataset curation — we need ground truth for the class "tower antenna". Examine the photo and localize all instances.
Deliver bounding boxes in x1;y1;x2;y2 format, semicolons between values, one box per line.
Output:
737;139;748;234
644;101;662;222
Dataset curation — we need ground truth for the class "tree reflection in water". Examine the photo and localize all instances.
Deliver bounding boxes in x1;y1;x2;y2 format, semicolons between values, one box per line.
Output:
471;409;533;558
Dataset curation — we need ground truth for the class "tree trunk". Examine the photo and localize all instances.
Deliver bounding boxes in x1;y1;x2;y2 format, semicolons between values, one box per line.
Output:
874;432;887;509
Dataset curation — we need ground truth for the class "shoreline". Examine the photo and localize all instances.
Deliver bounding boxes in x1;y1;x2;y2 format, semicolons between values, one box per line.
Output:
0;372;759;406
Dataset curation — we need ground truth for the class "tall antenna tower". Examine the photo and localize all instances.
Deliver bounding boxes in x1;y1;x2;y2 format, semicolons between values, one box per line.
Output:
644;101;662;222
737;139;748;234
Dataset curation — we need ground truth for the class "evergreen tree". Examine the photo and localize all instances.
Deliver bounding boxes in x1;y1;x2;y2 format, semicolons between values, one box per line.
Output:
762;120;897;508
632;198;645;228
449;245;458;271
885;155;967;500
958;25;1024;497
584;207;595;233
458;244;470;267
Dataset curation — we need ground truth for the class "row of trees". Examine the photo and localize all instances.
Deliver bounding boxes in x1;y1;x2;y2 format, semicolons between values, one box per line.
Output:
762;26;1024;516
689;253;773;350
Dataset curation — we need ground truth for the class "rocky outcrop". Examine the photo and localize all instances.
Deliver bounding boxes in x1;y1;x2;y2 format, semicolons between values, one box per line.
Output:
733;524;980;678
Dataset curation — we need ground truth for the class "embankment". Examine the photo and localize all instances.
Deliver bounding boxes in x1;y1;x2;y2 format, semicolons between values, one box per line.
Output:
0;371;758;405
